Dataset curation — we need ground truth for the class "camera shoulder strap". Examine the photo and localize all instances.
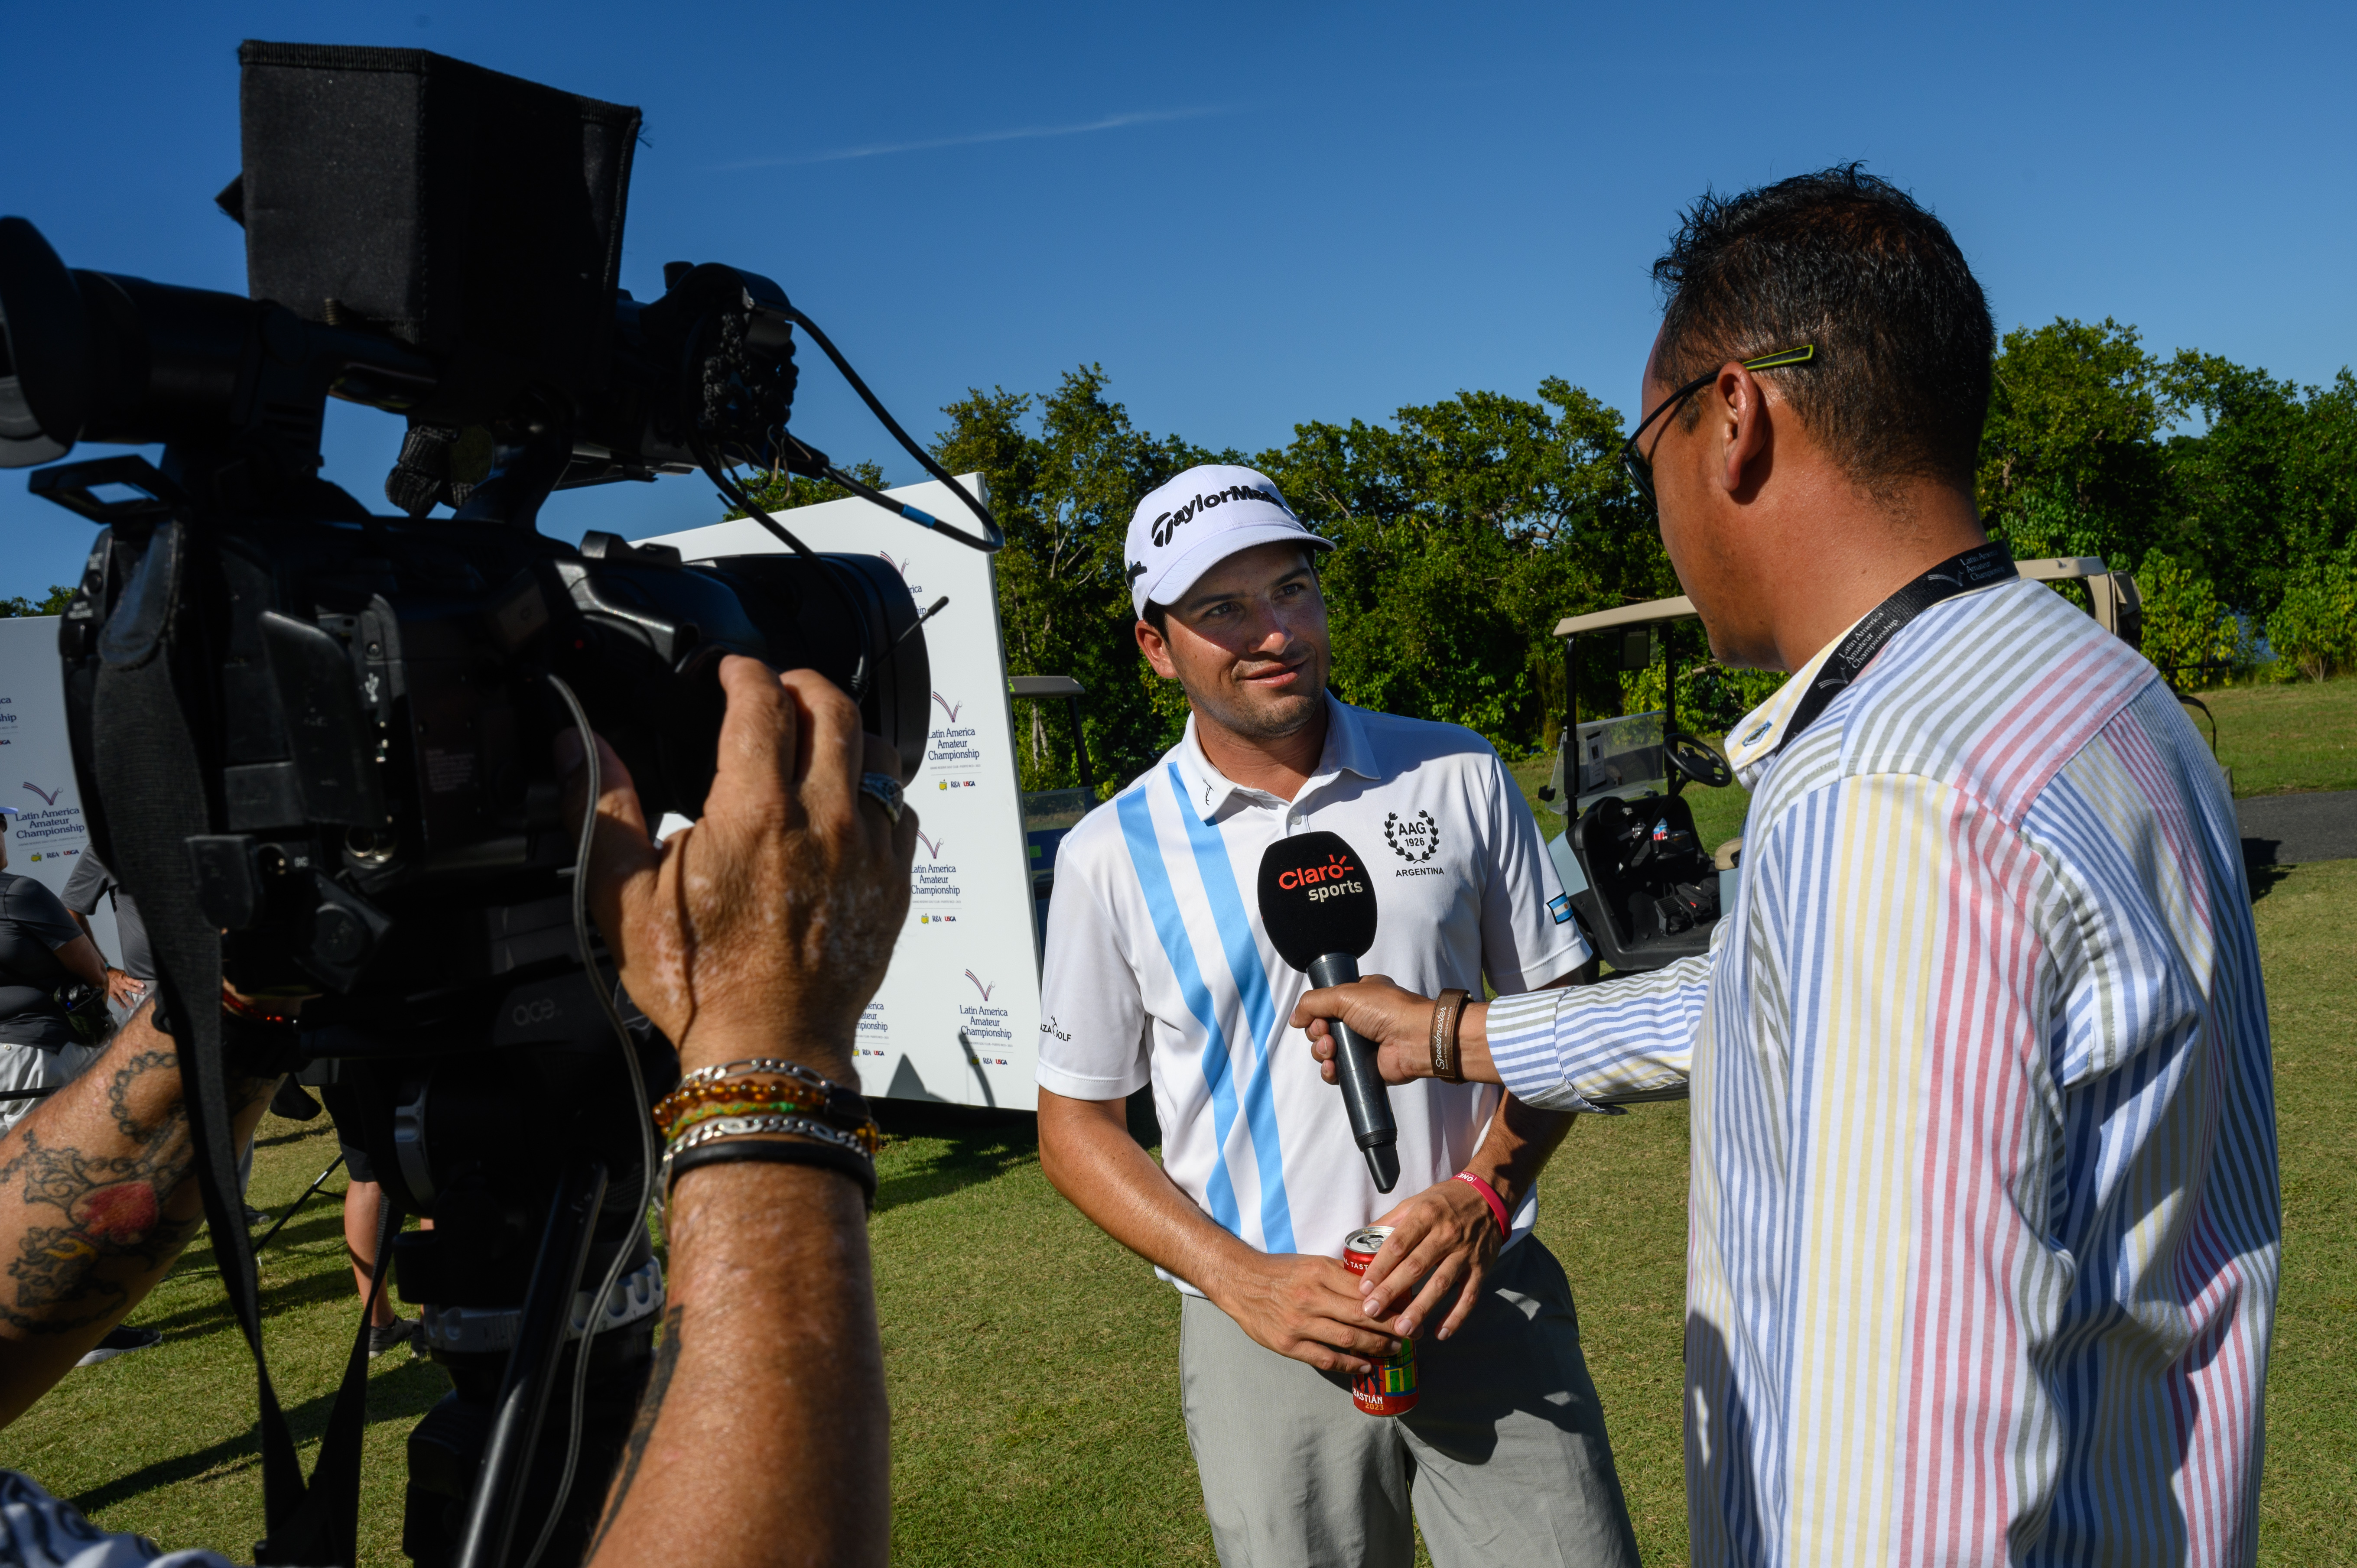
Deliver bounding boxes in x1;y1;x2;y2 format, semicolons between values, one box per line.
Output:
86;519;324;1560
1771;542;2019;756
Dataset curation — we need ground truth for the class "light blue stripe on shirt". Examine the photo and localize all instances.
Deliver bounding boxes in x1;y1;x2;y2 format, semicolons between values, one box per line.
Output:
1165;764;1295;1253
1117;788;1246;1237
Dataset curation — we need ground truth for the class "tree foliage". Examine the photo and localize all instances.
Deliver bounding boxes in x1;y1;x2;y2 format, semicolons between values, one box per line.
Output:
730;322;2353;792
1258;378;1669;754
934;367;1217;793
0;586;75;618
1981;317;2357;680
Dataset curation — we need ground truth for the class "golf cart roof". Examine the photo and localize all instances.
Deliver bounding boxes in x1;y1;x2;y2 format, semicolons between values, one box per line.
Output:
1550;556;2118;639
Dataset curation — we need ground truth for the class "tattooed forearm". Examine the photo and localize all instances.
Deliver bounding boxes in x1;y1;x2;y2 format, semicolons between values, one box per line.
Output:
0;1048;206;1334
587;1304;684;1560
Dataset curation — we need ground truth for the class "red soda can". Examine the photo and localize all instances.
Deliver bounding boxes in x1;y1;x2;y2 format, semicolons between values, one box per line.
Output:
1341;1226;1418;1416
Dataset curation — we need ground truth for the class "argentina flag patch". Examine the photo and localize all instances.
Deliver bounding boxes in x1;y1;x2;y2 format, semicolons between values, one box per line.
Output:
1547;893;1573;924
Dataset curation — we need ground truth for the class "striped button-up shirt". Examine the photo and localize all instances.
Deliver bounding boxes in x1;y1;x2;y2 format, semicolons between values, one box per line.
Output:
1490;577;2279;1565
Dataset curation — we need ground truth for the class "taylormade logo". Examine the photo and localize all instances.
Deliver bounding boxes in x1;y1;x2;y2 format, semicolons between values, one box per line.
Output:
1150;484;1290;549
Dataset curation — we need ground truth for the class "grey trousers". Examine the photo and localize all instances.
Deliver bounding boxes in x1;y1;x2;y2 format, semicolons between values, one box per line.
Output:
0;1040;97;1135
1179;1236;1641;1568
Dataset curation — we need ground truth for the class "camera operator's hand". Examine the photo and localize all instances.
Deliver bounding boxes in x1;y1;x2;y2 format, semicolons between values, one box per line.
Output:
562;655;906;1568
561;656;917;1087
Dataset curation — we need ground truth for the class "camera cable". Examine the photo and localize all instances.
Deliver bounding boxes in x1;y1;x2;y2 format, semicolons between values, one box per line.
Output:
783;305;1003;552
517;673;661;1568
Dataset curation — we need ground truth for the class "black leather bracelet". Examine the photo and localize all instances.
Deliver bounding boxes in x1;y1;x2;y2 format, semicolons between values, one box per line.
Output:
665;1136;878;1209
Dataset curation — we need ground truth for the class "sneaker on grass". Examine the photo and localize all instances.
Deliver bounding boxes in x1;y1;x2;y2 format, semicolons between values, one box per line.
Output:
368;1318;419;1359
76;1325;162;1367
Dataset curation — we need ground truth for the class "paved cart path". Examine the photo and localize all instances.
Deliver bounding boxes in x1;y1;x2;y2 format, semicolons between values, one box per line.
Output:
2240;790;2357;867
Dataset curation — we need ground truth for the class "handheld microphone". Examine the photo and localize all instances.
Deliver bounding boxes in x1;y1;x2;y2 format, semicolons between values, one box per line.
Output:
1258;831;1400;1193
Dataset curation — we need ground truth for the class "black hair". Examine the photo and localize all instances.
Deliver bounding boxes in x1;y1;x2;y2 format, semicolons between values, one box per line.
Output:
1652;164;1993;494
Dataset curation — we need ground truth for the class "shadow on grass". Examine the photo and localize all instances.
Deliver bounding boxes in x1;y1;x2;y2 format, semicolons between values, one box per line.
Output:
2249;863;2293;903
870;1089;1163;1216
875;1104;1037;1216
65;1355;452;1517
254;1123;338;1151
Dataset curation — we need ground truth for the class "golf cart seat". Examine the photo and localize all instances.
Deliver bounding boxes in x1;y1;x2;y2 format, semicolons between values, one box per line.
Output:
1567;793;1721;971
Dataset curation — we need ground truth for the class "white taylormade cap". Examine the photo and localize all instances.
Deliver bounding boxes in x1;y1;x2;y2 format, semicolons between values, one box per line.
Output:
1125;463;1332;620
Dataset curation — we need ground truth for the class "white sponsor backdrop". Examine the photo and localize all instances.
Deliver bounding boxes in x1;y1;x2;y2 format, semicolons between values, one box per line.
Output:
0;617;125;974
642;475;1040;1110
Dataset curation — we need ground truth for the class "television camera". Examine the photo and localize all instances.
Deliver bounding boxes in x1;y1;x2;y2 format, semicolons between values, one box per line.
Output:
0;41;994;1568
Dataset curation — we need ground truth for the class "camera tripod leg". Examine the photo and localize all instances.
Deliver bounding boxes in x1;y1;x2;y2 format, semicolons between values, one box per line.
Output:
450;1160;608;1568
253;1153;344;1252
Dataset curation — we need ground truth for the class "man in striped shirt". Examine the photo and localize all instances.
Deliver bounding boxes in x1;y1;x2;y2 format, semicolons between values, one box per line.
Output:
1294;169;2279;1565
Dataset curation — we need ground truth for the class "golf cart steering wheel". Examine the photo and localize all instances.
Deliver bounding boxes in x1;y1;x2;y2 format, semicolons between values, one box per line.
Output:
1665;730;1736;790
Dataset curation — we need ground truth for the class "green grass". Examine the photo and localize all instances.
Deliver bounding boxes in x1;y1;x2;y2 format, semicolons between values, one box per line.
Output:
2200;674;2357;797
2249;858;2357;1564
6;752;2348;1565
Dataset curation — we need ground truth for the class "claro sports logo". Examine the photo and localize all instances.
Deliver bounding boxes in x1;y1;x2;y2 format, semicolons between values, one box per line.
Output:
1277;854;1365;902
1150;484;1290;549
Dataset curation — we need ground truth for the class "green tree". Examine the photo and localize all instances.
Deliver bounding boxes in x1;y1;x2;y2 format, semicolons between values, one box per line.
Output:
2265;544;2357;682
0;586;76;618
2136;549;2245;688
1980;318;2179;572
1260;379;1668;754
933;366;1220;794
2158;353;2313;615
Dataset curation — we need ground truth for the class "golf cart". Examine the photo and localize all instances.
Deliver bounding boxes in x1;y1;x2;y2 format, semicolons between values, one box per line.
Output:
1538;555;2147;974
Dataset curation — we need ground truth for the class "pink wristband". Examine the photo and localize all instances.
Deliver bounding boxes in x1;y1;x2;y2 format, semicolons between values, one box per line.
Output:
1453;1171;1510;1237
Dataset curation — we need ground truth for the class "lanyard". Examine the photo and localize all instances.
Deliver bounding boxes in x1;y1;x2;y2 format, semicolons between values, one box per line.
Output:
1771;542;2018;756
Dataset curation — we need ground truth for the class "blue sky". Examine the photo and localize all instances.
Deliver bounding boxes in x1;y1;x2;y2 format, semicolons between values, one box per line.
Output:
4;0;2352;600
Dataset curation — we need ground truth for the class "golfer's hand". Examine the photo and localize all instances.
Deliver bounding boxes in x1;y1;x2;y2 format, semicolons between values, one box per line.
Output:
1291;975;1437;1086
1206;1252;1403;1375
1357;1178;1501;1341
561;656;918;1088
104;967;145;1007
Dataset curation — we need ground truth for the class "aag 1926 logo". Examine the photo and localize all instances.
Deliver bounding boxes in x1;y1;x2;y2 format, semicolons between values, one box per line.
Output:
1384;809;1439;864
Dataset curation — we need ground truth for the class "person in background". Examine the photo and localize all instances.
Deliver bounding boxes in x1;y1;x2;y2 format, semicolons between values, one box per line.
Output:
59;846;151;1017
315;1080;421;1358
0;814;150;1368
0;656;905;1567
1292;168;2279;1565
1034;465;1639;1567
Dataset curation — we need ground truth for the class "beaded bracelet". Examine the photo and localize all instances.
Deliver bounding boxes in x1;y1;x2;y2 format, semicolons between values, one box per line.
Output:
654;1078;831;1140
656;1059;871;1135
664;1101;882;1156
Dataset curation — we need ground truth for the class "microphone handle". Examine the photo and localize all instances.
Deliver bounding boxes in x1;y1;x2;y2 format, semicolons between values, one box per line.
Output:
1306;953;1401;1193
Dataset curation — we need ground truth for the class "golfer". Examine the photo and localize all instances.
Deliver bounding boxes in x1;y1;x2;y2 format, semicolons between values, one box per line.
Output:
1294;169;2279;1565
1034;464;1639;1568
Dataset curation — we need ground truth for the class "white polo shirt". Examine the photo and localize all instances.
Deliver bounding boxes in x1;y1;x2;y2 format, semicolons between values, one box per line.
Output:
1037;696;1590;1292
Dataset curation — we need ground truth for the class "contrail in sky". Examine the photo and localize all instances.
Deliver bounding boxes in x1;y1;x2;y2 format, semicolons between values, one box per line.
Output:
718;105;1230;169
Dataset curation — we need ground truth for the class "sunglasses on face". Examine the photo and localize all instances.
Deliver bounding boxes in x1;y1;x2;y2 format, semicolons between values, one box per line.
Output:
1618;344;1817;503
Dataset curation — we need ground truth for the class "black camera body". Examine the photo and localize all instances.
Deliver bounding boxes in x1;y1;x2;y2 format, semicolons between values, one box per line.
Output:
2;40;932;1013
0;42;965;1566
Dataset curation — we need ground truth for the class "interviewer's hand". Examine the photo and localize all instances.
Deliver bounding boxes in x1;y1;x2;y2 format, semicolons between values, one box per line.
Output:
1356;1178;1501;1341
560;656;917;1088
1205;1251;1403;1375
1290;974;1443;1086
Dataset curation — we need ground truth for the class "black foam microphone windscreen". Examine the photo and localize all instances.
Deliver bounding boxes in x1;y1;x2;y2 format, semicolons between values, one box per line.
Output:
1258;831;1399;1192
